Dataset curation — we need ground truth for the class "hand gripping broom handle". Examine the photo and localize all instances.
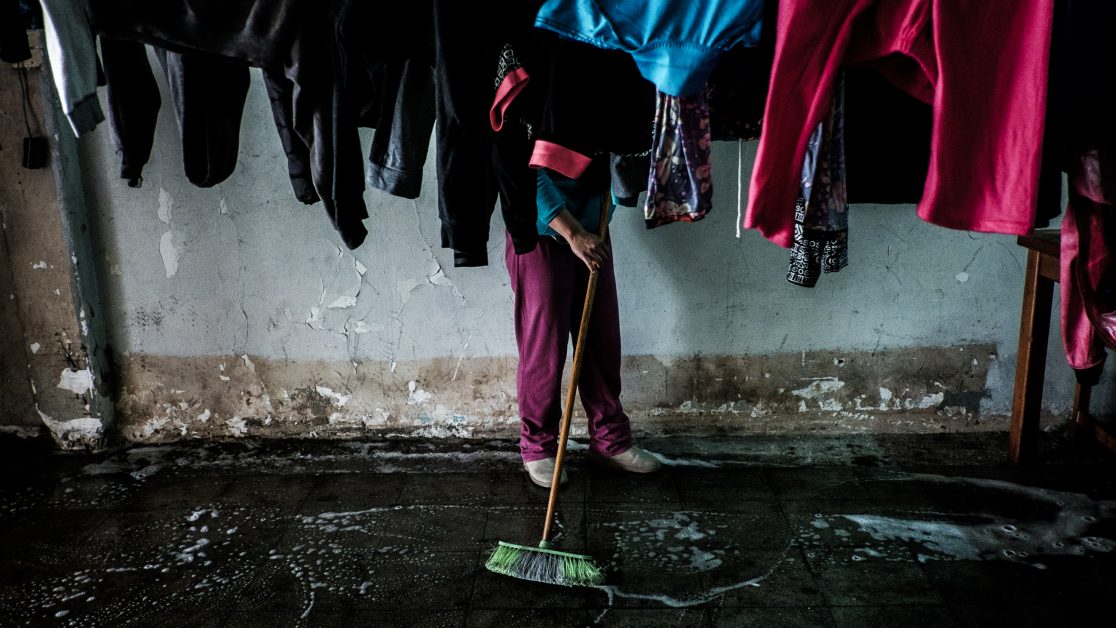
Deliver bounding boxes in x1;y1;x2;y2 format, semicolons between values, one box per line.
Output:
542;194;611;543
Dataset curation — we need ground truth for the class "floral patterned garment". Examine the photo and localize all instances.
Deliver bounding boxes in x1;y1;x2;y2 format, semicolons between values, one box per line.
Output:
788;73;849;287
644;89;713;227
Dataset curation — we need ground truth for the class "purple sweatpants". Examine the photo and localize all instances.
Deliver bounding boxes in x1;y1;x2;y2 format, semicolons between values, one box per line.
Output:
505;232;634;462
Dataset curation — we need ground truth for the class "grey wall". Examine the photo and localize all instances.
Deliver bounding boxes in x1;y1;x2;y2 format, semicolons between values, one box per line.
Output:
36;63;1116;442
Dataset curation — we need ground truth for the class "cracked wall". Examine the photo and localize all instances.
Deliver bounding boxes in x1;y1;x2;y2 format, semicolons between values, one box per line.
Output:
39;61;1114;443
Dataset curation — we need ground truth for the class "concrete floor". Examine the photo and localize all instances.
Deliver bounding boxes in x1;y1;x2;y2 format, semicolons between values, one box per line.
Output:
1;432;1114;627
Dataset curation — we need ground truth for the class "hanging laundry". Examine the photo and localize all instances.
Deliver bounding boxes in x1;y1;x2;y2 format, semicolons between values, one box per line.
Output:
644;91;713;227
610;154;649;209
330;0;435;203
707;38;774;143
88;0;369;249
535;0;767;232
489;12;654;256
521;37;655;180
1037;0;1116;229
534;0;764;98
1061;151;1116;385
0;0;31;63
335;0;541;266
788;74;848;288
745;0;1053;248
99;39;251;190
1035;1;1116;384
842;68;931;206
38;0;105;136
98;38;160;188
153;49;251;189
262;70;319;205
365;59;436;201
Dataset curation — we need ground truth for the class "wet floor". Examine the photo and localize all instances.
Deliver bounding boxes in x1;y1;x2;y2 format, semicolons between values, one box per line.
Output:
1;432;1114;627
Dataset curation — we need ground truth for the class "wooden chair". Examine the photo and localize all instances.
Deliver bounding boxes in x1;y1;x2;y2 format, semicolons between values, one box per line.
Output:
1010;230;1114;463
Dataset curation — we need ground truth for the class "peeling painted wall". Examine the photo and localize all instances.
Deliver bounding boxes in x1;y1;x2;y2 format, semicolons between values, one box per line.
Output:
6;54;1113;444
0;61;108;448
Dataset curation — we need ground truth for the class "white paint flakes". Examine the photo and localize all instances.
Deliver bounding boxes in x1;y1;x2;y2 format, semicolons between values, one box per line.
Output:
219;197;230;215
38;409;103;448
197;409;211;423
226;416;248;437
354;260;367;275
305;306;325;330
878;387;893;410
57;368;94;395
157;187;173;224
406;380;433;405
327;296;357;309
30;342;41;354
955;272;970;283
240;354;256;373
139;417;168;438
905;392;945;410
791;378;845;399
344;320;382;335
159;231;179;278
315;386;351;407
31;260;48;269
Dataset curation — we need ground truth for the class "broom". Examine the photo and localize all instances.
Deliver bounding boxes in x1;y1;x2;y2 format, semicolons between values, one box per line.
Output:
485;194;611;588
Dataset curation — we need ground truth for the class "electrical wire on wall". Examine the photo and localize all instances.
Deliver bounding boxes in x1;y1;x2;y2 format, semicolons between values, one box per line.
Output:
17;61;46;169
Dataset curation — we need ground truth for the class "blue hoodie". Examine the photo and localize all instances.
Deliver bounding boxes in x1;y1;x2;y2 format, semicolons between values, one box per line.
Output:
535;0;765;97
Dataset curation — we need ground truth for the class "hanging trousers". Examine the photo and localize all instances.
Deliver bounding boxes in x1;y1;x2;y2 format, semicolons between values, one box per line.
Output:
505;232;633;462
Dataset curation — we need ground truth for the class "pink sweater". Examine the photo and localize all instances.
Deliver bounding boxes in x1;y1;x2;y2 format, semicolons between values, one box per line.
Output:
745;0;1054;248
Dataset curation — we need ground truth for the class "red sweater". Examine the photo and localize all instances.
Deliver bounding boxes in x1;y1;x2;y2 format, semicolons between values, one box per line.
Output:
745;0;1054;248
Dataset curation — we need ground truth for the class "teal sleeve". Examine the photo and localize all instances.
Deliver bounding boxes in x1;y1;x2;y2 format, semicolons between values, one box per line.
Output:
536;169;620;237
536;170;566;234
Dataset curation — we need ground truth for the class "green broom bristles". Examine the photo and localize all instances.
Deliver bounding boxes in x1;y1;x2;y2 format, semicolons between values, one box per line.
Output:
485;541;604;587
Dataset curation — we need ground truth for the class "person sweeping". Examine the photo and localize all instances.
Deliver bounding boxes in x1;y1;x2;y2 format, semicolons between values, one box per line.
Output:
507;166;662;487
486;163;661;587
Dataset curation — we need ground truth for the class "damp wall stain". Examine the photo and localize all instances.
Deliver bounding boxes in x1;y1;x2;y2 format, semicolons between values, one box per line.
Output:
114;345;1001;444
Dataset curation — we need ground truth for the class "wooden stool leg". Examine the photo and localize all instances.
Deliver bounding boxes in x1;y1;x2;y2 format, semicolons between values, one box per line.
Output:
1010;250;1055;463
1069;382;1092;439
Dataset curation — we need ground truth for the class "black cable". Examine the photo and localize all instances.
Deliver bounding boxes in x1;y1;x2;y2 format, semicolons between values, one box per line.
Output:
17;63;35;138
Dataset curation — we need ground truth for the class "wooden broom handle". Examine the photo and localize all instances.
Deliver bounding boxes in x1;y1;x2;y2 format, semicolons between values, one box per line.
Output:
542;193;611;542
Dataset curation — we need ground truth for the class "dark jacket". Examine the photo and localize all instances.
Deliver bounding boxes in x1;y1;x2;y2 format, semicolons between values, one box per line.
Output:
87;0;369;249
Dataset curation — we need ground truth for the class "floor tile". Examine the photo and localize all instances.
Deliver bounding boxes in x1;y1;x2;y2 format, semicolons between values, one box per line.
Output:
587;503;790;553
830;605;960;628
472;566;590;609
466;608;590;627
674;468;776;505
592;607;710;627
699;549;825;608
303;473;405;511
482;503;587;549
709;606;835;627
805;547;944;607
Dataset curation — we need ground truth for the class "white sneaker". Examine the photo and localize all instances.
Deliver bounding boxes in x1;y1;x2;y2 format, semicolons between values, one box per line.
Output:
523;457;568;488
589;446;662;473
